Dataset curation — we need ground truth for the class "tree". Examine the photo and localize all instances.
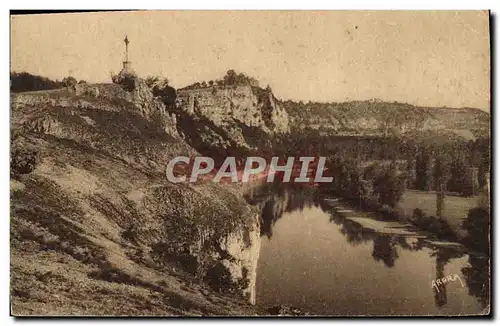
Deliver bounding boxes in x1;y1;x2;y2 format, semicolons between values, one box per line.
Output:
222;69;259;86
373;167;406;208
415;147;430;191
448;157;473;196
434;155;451;218
181;71;259;90
145;75;176;108
145;76;160;88
346;162;363;199
248;76;259;87
223;69;238;85
62;76;77;87
477;140;490;190
322;156;363;200
462;207;490;254
145;76;169;90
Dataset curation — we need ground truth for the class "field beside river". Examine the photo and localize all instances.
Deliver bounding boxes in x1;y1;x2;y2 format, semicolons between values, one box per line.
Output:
398;190;480;233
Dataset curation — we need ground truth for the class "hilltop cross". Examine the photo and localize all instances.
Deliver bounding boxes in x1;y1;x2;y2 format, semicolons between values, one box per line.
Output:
122;35;132;73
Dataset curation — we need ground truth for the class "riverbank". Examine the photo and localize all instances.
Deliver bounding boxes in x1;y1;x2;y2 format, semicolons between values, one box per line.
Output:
399;190;481;237
318;182;487;244
322;197;425;237
255;187;488;315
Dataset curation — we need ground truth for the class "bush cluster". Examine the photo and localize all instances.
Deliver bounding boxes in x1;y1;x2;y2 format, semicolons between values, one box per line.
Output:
179;69;260;91
112;72;137;92
11;148;39;177
411;208;456;239
321;157;406;209
144;76;177;108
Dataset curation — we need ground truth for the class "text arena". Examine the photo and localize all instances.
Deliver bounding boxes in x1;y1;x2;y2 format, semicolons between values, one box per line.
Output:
165;156;333;184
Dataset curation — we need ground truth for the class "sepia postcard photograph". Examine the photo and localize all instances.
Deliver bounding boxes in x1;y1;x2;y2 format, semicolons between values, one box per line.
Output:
9;9;491;317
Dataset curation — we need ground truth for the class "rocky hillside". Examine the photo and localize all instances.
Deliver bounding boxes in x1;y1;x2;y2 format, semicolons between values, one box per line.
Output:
10;82;265;316
284;99;490;139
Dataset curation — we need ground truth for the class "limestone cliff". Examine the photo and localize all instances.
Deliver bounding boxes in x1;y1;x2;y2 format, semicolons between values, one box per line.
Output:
178;85;289;134
175;85;289;157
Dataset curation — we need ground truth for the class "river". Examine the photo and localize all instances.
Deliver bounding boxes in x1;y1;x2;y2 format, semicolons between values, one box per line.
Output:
249;184;489;316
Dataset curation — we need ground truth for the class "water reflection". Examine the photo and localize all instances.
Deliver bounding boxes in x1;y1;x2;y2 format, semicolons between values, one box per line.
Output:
462;253;490;308
245;182;317;239
251;183;490;314
397;236;425;252
430;247;466;307
372;235;399;268
460;206;490;308
330;213;373;247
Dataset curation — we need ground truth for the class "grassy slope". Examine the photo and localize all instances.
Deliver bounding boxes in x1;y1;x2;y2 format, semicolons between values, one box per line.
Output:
10;89;262;316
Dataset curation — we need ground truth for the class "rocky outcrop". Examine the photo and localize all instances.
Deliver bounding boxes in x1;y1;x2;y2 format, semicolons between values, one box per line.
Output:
99;79;179;137
215;219;261;304
128;79;179;137
175;86;289;156
22;115;63;136
71;83;100;97
178;85;289;134
138;183;261;304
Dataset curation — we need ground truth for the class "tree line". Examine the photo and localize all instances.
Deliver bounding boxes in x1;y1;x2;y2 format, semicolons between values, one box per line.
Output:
179;69;260;91
10;72;85;93
258;132;490;212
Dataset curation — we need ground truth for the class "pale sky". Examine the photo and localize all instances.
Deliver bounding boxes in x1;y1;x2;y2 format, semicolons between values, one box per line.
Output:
11;11;490;110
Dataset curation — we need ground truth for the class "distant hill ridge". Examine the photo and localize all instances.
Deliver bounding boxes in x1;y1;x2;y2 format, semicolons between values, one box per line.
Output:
282;99;490;138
